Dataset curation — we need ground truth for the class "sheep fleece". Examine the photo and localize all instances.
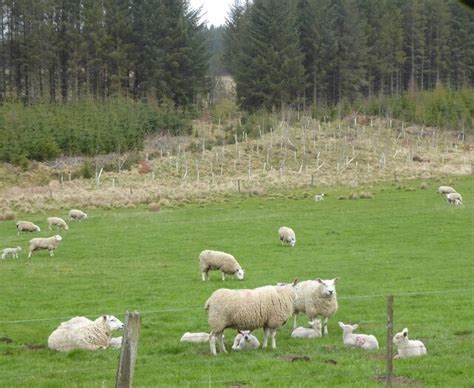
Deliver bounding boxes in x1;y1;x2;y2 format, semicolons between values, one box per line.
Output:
199;250;240;274
293;281;338;318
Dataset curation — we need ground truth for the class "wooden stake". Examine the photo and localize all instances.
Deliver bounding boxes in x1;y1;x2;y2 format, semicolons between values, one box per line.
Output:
386;295;394;388
116;311;141;388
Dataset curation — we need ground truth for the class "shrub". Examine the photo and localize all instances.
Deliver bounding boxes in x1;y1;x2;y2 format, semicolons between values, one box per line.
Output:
0;211;16;221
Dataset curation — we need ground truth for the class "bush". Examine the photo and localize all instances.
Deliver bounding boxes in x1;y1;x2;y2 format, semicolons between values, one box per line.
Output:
80;160;93;179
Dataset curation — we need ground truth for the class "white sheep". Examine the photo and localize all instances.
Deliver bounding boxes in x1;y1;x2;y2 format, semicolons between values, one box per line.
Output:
278;226;296;247
231;330;260;350
205;280;297;355
180;332;210;343
438;186;456;195
393;328;427;359
69;209;88;221
293;278;339;336
291;319;322;338
16;221;41;236
446;192;462;205
314;193;325;202
28;235;62;258
338;322;379;349
1;246;22;259
48;315;124;352
198;250;244;281
47;217;69;231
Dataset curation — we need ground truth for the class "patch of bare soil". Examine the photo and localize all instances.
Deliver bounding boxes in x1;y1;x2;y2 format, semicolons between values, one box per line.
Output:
373;374;422;385
278;354;311;362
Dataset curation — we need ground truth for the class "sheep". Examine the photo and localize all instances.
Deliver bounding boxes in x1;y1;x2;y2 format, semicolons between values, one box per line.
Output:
69;209;88;221
293;278;339;336
446;192;462;205
205;280;298;355
231;330;260;350
1;246;22;259
338;322;379;349
47;217;69;231
393;328;427;359
438;186;456;195
278;226;296;247
16;221;41;236
314;193;325;202
198;250;244;281
28;235;62;258
291;319;322;338
180;332;210;343
48;315;124;352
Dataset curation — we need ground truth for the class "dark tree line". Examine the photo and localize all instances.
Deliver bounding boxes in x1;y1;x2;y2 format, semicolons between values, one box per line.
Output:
224;0;474;111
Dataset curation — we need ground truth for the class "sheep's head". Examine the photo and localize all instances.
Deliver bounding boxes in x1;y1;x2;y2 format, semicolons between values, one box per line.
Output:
310;319;322;332
36;226;41;232
316;277;339;297
338;321;358;333
17;246;22;251
83;213;88;219
65;225;69;230
393;328;409;345
289;236;296;247
103;315;125;331
235;268;245;280
54;235;63;241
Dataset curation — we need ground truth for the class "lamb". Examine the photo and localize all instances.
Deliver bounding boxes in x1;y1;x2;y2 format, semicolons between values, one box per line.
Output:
231;330;260;350
291;319;322;338
338;322;379;349
205;280;298;355
438;186;456;195
28;235;62;258
69;209;88;221
446;192;462;205
48;315;124;352
293;278;339;336
1;246;22;259
47;217;69;231
278;226;296;247
393;328;427;358
16;221;41;236
314;193;325;202
180;332;210;343
198;250;244;281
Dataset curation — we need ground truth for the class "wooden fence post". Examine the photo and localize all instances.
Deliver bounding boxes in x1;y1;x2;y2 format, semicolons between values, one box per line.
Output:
237;179;241;193
386;295;394;388
116;311;141;388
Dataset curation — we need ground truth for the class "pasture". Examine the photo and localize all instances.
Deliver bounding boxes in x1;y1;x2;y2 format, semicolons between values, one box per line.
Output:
0;177;472;387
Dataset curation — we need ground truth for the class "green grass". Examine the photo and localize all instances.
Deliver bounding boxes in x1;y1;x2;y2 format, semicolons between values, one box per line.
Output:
0;177;473;387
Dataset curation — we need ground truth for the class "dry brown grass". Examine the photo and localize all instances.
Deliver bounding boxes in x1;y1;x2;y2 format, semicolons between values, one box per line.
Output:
0;211;16;221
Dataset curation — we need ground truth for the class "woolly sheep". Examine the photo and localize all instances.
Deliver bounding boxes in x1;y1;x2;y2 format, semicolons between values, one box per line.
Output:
314;193;325;202
446;192;462;205
198;250;244;281
47;217;69;231
16;221;41;236
278;226;296;247
231;330;260;350
393;328;427;359
205;280;298;355
1;246;21;259
28;235;62;258
291;319;322;338
293;278;339;336
69;209;88;221
338;322;379;349
438;186;456;195
180;332;210;343
48;315;124;352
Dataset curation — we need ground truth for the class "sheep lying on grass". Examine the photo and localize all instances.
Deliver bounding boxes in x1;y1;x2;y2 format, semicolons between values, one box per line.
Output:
446;192;462;206
231;330;260;350
438;186;456;195
199;250;244;281
180;332;210;343
393;328;427;359
47;217;69;231
16;221;40;236
69;209;88;221
48;315;124;352
293;278;339;336
28;235;62;258
278;226;296;247
205;281;297;355
291;319;322;338
338;322;379;349
1;246;21;259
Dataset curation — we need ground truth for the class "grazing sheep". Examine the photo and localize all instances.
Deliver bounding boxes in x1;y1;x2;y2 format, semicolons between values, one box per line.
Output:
278;226;296;247
338;322;379;349
438;186;456;195
28;235;62;258
393;328;427;359
291;319;322;338
205;280;298;355
1;246;21;259
47;217;69;231
16;221;41;236
232;330;260;350
48;315;124;352
198;250;244;281
314;193;325;202
180;332;210;343
293;278;339;336
69;209;88;221
446;192;462;205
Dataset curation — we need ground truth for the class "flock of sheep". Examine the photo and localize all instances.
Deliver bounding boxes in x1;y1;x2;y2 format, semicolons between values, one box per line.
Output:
438;185;463;206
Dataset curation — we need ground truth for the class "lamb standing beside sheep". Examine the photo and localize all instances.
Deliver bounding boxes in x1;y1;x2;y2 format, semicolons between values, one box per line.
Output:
205;281;297;355
1;246;21;259
338;322;379;349
291;319;322;338
47;217;69;231
446;192;463;206
28;235;62;258
69;209;88;221
231;330;260;350
198;250;244;281
278;226;296;247
393;328;427;359
16;221;41;236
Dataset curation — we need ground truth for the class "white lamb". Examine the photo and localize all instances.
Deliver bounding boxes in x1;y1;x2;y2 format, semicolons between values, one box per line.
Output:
314;193;325;202
48;315;124;352
180;332;210;343
291;319;322;338
231;330;260;350
338;322;379;349
69;209;88;221
438;186;456;195
1;246;21;259
16;221;41;236
28;235;62;258
393;328;427;359
198;250;244;281
293;278;339;336
446;192;462;205
278;226;296;247
47;217;69;231
205;281;297;355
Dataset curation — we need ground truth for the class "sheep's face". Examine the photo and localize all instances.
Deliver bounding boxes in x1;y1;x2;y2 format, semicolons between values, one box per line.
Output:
55;235;63;241
317;278;338;297
104;315;125;331
310;319;322;331
393;328;409;345
83;213;88;219
65;225;69;230
235;268;245;280
36;226;41;232
289;237;296;246
17;246;22;251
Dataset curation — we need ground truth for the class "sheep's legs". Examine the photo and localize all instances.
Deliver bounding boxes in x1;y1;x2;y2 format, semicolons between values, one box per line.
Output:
293;314;298;330
262;327;269;348
221;272;226;281
323;318;328;336
49;250;54;257
270;329;277;349
201;272;206;281
209;333;217;355
217;332;226;353
28;251;32;258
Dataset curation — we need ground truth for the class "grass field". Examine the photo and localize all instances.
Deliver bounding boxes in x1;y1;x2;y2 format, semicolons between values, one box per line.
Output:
0;177;473;387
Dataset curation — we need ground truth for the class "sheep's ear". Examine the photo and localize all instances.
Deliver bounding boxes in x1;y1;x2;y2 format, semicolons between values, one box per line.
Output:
333;277;340;283
102;315;107;321
292;278;298;286
338;322;344;328
402;328;408;337
238;330;244;335
316;278;323;283
352;324;359;330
